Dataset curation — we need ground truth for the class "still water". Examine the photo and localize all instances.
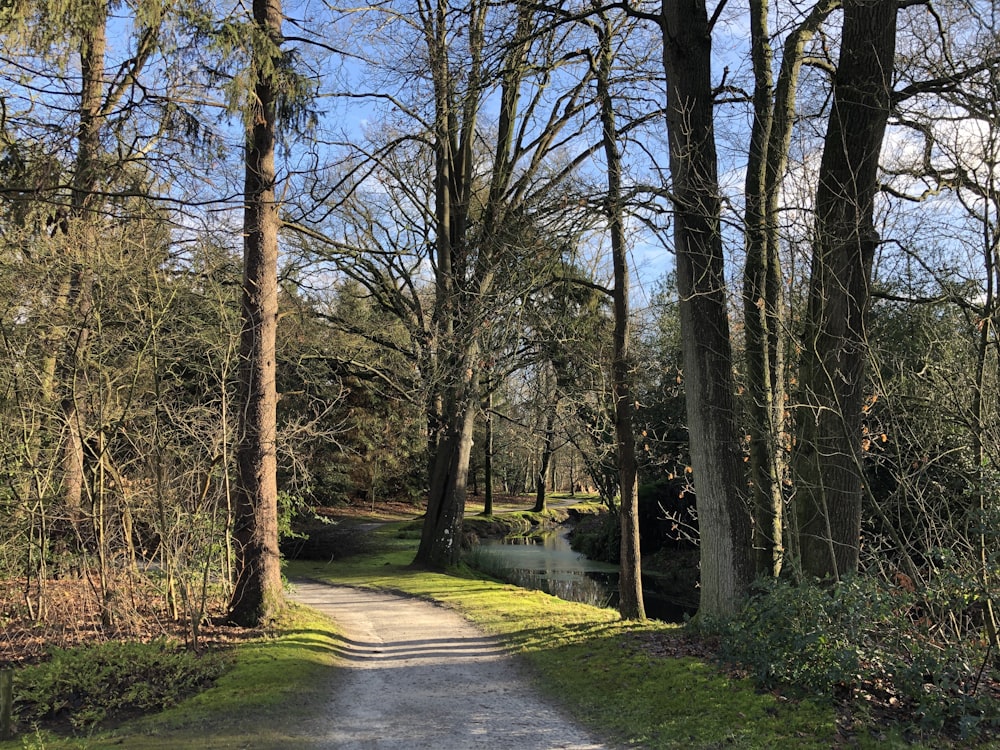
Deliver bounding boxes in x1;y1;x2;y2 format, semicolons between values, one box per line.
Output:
475;531;693;622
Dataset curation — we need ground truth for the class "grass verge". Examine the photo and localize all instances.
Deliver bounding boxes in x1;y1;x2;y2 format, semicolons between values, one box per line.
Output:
285;521;839;749
0;604;342;750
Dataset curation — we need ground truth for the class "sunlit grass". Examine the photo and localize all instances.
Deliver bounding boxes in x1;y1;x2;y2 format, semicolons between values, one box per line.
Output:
285;522;840;749
0;606;343;750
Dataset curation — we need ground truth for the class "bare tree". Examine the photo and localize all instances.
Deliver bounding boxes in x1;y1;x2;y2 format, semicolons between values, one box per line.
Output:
742;0;840;578
591;6;644;620
290;0;600;568
793;0;898;581
659;0;754;618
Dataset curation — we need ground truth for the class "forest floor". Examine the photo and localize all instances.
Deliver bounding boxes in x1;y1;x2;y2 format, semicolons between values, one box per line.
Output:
2;496;998;747
0;569;259;668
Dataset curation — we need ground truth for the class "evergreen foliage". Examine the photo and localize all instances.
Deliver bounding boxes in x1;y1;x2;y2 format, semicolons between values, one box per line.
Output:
13;640;228;729
717;577;1000;740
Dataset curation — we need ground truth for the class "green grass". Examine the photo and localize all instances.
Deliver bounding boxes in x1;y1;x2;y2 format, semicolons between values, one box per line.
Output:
0;605;343;750
0;518;904;749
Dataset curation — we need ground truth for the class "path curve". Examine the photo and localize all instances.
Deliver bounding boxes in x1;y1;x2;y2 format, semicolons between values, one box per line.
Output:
290;580;611;750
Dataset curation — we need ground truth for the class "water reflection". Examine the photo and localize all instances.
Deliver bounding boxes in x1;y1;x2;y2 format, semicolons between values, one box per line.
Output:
472;531;693;622
476;532;619;608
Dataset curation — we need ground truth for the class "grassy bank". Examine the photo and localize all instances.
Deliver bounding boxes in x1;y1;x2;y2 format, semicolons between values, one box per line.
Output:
0;606;343;750
282;522;841;749
5;516;957;749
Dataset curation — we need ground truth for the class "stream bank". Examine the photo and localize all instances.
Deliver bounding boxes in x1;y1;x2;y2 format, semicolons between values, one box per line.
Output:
282;496;700;621
463;505;699;622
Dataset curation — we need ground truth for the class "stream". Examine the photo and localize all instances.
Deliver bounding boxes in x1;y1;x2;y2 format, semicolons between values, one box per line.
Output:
475;530;695;623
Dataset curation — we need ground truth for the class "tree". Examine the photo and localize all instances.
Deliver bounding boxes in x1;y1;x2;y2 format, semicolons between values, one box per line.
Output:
742;0;839;578
288;281;425;506
634;275;688;484
0;0;208;627
530;364;559;514
483;389;495;515
229;0;286;625
871;2;1000;648
592;6;644;620
792;0;898;581
659;0;754;618
414;0;594;567
291;0;599;568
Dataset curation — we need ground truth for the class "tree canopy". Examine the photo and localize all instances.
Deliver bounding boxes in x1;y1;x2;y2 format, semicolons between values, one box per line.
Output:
1;0;997;694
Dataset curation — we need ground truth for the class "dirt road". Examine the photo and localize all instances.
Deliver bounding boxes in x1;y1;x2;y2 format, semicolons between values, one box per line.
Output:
289;580;612;750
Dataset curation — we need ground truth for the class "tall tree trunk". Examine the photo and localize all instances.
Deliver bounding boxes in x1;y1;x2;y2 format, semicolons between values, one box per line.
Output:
595;10;644;621
977;84;1000;657
412;0;479;568
793;0;897;581
743;0;840;577
414;0;528;566
743;0;783;578
661;0;753;619
532;411;556;514
416;375;477;568
58;0;108;548
229;0;284;626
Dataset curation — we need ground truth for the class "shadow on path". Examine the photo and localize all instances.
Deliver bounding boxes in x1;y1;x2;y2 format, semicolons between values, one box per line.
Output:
288;579;611;750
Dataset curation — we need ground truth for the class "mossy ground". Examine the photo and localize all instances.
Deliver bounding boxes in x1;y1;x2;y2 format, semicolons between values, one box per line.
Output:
6;513;987;749
284;519;838;749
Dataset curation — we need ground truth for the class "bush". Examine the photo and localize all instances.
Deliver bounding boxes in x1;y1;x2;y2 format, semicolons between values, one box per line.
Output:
14;639;229;730
568;511;620;563
637;478;697;552
714;576;999;740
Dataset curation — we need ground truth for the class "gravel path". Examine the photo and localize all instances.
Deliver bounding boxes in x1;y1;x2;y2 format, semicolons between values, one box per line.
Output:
289;580;612;750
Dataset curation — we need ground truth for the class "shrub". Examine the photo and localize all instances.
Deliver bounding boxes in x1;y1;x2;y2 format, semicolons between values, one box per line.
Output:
714;576;999;741
637;478;697;551
13;639;229;730
568;512;620;563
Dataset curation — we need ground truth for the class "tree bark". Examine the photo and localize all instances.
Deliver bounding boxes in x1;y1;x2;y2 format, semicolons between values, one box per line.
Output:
56;0;108;547
743;0;840;577
411;0;481;567
532;410;556;514
229;0;284;626
661;0;753;619
793;0;898;581
743;0;783;578
593;9;644;621
483;391;494;516
416;375;477;568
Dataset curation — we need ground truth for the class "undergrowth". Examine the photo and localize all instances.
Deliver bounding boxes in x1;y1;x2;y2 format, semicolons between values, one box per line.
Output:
712;576;999;742
13;639;228;731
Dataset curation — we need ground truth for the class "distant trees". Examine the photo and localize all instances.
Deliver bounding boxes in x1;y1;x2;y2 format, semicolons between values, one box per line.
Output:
295;0;604;568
